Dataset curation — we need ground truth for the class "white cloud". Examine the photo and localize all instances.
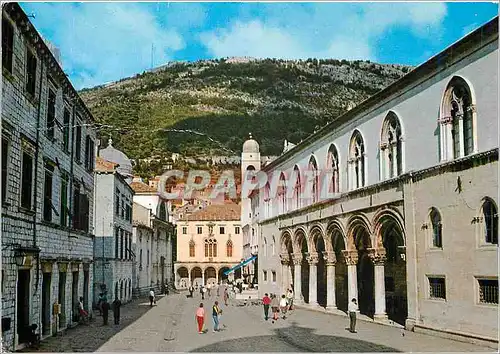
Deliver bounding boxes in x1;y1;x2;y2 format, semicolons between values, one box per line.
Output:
200;3;448;62
28;3;185;89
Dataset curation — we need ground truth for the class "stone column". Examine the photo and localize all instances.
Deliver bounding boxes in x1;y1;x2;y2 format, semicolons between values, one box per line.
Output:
280;253;290;294
369;250;388;320
342;250;358;308
188;270;192;287
202;271;205;286
457;113;465;157
391;143;398;177
307;252;319;306
323;251;337;310
216;269;219;284
292;253;303;304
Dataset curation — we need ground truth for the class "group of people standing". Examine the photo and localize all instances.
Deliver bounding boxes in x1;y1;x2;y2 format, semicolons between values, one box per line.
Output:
262;287;294;322
97;291;122;325
192;283;228;334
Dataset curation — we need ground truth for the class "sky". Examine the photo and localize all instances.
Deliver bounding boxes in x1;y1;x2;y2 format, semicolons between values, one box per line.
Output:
20;2;499;90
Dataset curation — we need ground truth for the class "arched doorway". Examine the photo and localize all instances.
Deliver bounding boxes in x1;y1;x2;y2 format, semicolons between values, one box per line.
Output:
295;230;309;303
331;227;348;312
379;216;407;325
205;267;216;285
218;267;230;283
311;229;327;307
353;225;374;317
191;267;202;287
177;267;189;288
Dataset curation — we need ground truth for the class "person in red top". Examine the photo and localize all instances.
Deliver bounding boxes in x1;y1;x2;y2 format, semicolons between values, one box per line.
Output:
262;293;271;321
195;303;205;334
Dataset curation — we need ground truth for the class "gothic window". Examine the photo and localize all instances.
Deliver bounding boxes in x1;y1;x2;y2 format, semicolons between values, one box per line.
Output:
204;238;217;257
308;157;319;204
483;199;498;245
189;240;195;257
278;173;287;214
380;113;403;180
272;236;276;255
440;77;475;160
264;183;271;218
327;144;340;194
430;207;442;248
293;165;301;210
226;240;233;257
349;130;365;190
159;202;167;220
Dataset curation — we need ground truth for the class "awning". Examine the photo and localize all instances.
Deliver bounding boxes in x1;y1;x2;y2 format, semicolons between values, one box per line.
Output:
224;255;257;275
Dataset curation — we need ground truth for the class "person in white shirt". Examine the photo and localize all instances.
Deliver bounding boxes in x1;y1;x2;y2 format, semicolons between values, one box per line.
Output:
286;288;294;310
348;298;358;333
279;295;288;319
149;289;155;307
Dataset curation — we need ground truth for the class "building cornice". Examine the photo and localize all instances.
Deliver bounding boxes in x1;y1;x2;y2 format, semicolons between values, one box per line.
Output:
262;16;498;172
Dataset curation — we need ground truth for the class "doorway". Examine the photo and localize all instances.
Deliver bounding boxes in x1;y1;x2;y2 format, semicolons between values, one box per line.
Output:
16;270;30;344
58;272;67;329
71;272;79;322
42;272;51;335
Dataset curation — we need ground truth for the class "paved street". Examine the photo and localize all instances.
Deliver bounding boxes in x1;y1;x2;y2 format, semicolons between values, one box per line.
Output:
26;291;492;353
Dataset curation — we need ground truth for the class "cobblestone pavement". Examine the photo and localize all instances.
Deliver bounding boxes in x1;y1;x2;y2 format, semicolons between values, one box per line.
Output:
96;291;494;352
19;297;153;352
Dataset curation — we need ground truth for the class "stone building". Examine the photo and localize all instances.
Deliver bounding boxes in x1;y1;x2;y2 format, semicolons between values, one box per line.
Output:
2;3;96;350
130;179;175;295
174;203;242;288
251;18;498;345
93;155;134;304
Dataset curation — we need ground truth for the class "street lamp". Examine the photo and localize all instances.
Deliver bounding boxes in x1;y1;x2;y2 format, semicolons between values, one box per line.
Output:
14;251;26;267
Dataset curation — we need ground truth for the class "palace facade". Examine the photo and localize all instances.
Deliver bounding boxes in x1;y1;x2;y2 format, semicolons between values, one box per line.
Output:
248;18;498;345
175;203;242;288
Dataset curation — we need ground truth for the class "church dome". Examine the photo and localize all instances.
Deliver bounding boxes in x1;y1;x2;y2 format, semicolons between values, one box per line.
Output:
99;138;133;179
242;133;260;153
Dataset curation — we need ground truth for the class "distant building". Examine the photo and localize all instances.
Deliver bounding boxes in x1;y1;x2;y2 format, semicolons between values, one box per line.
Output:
175;204;242;288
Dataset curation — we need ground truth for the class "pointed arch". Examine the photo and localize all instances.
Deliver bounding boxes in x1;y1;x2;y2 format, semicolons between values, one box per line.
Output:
264;182;271;218
380;112;404;180
280;230;294;254
308;155;319;204
481;197;498;245
348;130;366;190
372;207;406;248
204;238;217;257
439;76;476;160
308;223;330;252
226;239;233;257
429;207;443;248
327;144;340;194
292;165;302;210
346;214;373;250
293;227;308;253
278;172;288;214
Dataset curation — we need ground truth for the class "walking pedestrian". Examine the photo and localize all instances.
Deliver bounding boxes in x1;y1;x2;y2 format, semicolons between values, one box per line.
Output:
212;301;222;332
195;303;205;334
201;286;205;300
216;283;220;297
189;285;194;298
280;295;288;319
207;283;212;297
262;293;271;320
97;292;103;316
271;294;279;323
112;297;122;325
348;298;358;333
78;297;89;324
149;288;155;306
101;294;110;326
223;288;229;306
287;288;294;311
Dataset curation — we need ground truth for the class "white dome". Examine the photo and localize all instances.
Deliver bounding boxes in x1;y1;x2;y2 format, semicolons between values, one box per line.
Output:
243;133;260;153
99;138;133;178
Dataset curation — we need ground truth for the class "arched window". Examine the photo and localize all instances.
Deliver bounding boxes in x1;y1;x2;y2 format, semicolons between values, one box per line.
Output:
226;240;233;257
293;165;301;210
380;113;403;180
189;240;195;257
308;156;319;204
327;144;340;194
272;235;276;255
204;238;217;257
440;77;475;160
483;199;498;245
264;183;271;218
349;131;365;190
278;173;287;214
430;208;442;248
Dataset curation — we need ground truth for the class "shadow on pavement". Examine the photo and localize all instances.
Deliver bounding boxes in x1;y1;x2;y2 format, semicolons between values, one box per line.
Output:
190;321;401;352
19;296;159;352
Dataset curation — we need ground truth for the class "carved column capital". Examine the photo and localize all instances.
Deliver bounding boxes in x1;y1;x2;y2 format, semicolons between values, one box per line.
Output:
280;253;290;265
322;251;336;266
467;104;476;113
438;116;453;125
379;141;388;150
342;250;358;266
368;248;387;266
306;252;319;265
292;253;303;265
